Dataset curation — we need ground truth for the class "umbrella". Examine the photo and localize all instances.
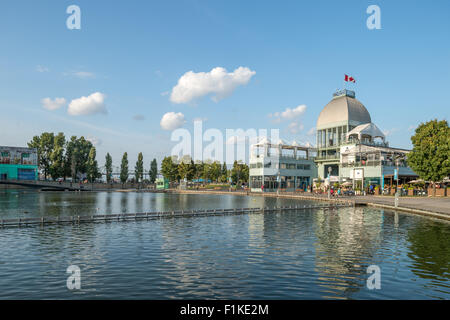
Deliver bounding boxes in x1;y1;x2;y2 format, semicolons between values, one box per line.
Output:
342;182;352;186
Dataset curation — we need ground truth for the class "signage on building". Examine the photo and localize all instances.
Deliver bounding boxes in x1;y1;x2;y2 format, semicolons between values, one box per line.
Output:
350;168;364;179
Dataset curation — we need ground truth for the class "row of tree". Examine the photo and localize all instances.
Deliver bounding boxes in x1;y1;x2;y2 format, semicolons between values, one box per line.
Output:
28;133;100;182
160;156;249;184
28;132;250;185
112;152;158;184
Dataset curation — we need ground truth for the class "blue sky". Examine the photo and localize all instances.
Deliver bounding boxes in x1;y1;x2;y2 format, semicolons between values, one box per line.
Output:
0;0;449;166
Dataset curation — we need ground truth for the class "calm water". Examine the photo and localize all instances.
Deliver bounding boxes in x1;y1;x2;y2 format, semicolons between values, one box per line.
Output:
0;189;449;299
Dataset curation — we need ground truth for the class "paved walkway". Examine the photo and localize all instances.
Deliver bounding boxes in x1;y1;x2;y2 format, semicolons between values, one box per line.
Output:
173;189;450;219
355;195;450;215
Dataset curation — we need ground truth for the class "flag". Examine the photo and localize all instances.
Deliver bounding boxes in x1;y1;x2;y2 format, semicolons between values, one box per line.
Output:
345;74;356;83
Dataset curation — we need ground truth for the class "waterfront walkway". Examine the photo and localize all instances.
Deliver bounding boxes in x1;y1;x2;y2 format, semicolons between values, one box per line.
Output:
172;189;450;220
355;195;450;216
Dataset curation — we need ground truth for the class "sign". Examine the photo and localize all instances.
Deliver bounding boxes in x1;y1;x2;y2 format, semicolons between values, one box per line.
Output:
350;169;364;179
394;169;398;180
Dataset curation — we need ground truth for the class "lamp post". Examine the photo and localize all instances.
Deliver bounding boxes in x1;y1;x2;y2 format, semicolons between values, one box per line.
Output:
328;166;332;199
395;157;400;208
277;170;280;196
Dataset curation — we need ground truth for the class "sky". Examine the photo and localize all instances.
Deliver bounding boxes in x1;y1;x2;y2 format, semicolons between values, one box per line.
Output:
0;0;449;167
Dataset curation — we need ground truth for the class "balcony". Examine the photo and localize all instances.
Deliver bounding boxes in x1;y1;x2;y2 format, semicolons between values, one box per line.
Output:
315;155;340;161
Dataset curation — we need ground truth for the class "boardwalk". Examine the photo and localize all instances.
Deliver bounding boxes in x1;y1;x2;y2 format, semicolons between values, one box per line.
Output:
0;203;353;229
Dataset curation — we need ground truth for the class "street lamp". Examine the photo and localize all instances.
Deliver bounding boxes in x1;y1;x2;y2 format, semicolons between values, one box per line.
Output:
328;166;332;199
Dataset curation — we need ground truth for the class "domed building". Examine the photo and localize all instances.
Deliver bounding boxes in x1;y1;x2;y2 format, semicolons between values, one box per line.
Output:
316;89;374;178
315;89;417;190
249;88;417;194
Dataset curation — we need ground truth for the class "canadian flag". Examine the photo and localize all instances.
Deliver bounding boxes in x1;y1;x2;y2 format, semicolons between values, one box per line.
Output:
345;74;356;83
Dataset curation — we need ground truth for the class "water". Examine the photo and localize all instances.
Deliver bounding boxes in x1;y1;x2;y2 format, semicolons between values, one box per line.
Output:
0;189;449;299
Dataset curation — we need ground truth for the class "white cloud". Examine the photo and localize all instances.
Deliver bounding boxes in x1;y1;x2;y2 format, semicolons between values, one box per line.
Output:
160;91;170;96
383;128;399;137
288;121;305;134
86;136;102;146
68;92;107;116
73;71;96;79
269;105;307;123
63;71;96;79
41;97;67;111
269;104;307;134
307;127;316;136
36;65;49;73
170;66;256;104
160;112;186;131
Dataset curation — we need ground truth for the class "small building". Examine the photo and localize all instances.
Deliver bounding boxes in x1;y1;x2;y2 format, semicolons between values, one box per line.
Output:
0;146;38;181
156;177;169;190
249;138;317;192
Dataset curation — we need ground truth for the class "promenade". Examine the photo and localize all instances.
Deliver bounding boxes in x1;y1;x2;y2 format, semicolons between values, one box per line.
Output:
172;189;450;221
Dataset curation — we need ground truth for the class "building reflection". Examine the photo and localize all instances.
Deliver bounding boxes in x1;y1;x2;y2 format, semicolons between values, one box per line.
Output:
313;207;383;298
407;221;450;281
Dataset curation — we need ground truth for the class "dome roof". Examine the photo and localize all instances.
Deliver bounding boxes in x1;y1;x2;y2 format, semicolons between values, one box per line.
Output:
317;91;371;129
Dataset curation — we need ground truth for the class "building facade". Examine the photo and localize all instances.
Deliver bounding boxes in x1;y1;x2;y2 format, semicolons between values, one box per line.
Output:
249;138;317;192
249;89;418;192
0;146;38;181
315;89;418;188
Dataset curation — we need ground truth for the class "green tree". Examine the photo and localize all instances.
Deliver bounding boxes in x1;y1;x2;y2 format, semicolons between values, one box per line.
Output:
210;161;221;182
408;120;450;195
28;132;55;180
135;152;144;183
87;147;100;183
149;158;158;183
231;161;249;185
161;156;178;182
63;136;93;181
187;160;196;181
220;162;228;183
105;153;113;183
120;152;129;184
49;132;66;180
177;161;189;181
194;161;204;183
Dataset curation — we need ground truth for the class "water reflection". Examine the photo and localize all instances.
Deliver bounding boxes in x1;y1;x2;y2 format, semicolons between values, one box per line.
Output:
0;190;449;299
408;221;450;281
313;207;383;299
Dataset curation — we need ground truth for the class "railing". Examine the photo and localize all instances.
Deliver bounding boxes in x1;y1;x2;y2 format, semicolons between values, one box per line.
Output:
0;203;354;229
315;155;340;161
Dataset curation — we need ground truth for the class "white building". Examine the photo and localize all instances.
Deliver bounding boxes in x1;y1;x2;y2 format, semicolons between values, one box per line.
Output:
249;138;317;192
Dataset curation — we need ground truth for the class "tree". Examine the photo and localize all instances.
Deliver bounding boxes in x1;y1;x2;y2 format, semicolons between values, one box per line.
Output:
28;132;55;180
63;136;93;181
49;132;66;180
149;158;158;183
231;161;249;185
135;152;144;183
187;160;196;181
210;161;221;182
120;152;129;184
220;162;228;183
194;161;204;183
408;120;450;195
87;147;100;183
177;161;189;181
105;153;113;183
161;156;178;182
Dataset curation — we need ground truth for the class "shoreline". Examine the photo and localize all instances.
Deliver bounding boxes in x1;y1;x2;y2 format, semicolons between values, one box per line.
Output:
170;189;450;221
